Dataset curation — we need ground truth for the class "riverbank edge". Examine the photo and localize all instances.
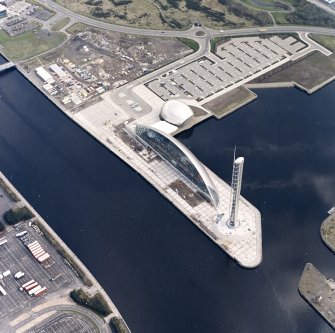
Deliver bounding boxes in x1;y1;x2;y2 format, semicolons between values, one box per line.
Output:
298;263;335;330
214;89;258;120
320;214;335;254
0;171;131;333
14;63;262;269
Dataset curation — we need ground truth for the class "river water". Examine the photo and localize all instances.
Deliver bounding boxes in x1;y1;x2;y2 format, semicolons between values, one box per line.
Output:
0;66;334;333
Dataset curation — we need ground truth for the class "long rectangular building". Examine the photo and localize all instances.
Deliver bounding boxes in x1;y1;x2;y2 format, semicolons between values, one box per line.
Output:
35;67;55;85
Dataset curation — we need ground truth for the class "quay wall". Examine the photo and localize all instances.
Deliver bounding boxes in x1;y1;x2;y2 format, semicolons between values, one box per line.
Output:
245;82;294;89
246;76;335;94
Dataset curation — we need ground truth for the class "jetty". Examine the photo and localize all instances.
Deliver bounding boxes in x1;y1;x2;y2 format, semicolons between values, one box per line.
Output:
0;61;15;73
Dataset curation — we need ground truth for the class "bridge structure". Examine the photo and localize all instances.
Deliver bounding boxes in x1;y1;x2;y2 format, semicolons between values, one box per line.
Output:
0;61;15;73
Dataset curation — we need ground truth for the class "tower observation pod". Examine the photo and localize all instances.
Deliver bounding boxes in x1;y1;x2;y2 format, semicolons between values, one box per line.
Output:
227;157;244;228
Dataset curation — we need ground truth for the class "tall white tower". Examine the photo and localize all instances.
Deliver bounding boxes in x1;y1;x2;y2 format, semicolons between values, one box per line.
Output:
227;157;244;228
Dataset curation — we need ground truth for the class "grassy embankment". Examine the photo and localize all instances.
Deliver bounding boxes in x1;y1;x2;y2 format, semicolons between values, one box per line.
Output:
309;34;335;53
239;0;291;12
51;17;71;31
65;22;90;34
0;29;66;61
0;177;20;202
272;0;335;27
251;51;335;92
203;86;256;119
110;317;129;333
70;289;111;317
178;38;199;52
54;0;272;30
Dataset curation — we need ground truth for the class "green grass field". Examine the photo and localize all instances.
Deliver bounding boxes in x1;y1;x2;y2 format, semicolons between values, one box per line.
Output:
66;22;88;35
309;34;335;52
239;0;289;12
51;17;70;31
178;38;199;52
0;29;66;61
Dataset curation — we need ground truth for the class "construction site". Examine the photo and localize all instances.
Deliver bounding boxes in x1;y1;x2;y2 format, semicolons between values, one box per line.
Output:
23;24;192;109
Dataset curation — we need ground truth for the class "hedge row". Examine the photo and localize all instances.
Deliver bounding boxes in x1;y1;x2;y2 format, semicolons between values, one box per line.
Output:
70;288;112;317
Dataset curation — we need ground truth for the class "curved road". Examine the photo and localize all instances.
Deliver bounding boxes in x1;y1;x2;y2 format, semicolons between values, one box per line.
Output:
11;304;111;333
42;0;335;54
37;0;335;67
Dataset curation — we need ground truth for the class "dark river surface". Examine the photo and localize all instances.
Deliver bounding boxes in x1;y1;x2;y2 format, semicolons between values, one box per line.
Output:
0;65;334;333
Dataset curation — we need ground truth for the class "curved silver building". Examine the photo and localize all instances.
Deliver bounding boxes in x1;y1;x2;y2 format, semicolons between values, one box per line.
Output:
135;124;219;207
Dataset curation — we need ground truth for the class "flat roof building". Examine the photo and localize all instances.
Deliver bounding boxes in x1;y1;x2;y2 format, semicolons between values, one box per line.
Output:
35;67;55;84
49;64;67;78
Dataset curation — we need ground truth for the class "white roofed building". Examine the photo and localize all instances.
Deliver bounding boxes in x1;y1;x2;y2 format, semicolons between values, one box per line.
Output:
49;64;67;78
35;67;55;84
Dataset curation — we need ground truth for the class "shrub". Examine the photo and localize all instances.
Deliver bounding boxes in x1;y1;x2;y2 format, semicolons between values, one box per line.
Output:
0;220;5;232
110;317;128;333
70;289;112;317
4;206;34;225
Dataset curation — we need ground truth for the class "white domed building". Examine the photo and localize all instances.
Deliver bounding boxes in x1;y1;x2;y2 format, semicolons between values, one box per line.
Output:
160;100;193;127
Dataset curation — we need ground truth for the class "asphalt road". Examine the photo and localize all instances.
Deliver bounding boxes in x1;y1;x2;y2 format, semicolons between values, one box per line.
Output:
40;0;335;58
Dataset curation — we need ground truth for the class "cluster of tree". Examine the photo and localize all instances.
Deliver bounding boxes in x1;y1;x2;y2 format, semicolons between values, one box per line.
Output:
91;6;111;18
110;0;132;6
168;17;184;29
110;317;128;333
85;0;103;6
185;0;202;11
284;0;335;28
70;289;112;317
179;38;200;51
274;2;289;10
4;206;34;225
166;0;179;9
184;0;271;27
0;221;5;232
185;0;224;23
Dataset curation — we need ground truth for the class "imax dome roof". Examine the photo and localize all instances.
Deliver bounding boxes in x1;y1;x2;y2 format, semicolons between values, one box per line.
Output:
160;100;193;127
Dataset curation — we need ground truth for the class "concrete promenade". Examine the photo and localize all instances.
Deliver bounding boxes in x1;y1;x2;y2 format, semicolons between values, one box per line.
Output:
71;94;262;268
0;171;131;333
